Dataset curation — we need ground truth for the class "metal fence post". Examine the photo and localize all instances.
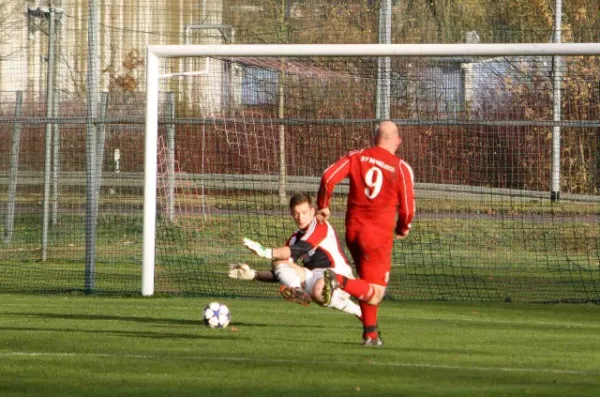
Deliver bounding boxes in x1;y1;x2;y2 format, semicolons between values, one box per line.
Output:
4;91;23;245
85;0;100;292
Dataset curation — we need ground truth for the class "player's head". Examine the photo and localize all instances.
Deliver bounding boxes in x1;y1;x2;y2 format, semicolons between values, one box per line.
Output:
374;120;401;154
289;192;316;229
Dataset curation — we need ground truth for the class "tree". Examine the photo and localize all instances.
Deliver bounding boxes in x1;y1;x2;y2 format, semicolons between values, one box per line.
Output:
225;0;378;44
0;0;27;61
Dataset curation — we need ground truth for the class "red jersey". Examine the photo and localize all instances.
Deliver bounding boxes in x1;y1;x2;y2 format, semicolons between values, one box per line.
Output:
317;146;415;235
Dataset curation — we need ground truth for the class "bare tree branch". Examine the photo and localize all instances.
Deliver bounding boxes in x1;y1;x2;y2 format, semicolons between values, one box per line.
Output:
0;0;28;60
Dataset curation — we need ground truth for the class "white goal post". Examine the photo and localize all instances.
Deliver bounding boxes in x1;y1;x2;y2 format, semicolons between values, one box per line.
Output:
143;43;600;296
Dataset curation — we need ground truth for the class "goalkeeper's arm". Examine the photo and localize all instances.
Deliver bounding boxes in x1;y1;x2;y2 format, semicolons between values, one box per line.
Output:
254;270;276;282
243;237;293;260
242;237;312;262
228;263;276;282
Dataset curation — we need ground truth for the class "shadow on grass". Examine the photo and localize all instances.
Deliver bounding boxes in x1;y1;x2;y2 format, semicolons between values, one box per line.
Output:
6;312;207;326
0;324;249;340
5;312;335;329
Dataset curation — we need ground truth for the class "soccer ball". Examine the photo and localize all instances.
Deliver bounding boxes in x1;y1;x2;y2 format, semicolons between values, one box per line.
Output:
203;302;231;329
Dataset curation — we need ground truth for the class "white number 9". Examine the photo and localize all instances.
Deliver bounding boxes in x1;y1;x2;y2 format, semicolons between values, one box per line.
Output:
364;167;383;199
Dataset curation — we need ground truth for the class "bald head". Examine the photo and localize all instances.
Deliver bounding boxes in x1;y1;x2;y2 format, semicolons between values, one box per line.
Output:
374;120;401;154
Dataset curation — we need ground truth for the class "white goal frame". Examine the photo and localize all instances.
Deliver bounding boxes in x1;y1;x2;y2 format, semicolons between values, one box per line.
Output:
143;43;600;296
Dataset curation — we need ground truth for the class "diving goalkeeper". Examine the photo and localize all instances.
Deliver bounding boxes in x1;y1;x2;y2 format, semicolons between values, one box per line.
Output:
228;192;361;319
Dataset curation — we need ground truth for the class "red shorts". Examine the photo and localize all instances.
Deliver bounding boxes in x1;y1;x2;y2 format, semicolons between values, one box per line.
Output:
345;217;393;287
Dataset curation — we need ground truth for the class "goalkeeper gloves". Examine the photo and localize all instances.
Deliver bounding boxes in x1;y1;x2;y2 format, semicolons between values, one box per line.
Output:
227;263;256;281
243;237;273;259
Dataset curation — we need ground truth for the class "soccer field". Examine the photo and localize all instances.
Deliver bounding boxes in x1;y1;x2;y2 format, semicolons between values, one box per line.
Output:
0;294;598;396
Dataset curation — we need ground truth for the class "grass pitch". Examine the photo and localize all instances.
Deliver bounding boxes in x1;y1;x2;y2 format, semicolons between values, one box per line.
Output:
0;294;598;397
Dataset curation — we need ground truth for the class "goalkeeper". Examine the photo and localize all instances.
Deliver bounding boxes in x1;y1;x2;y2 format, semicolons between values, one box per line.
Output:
228;192;361;319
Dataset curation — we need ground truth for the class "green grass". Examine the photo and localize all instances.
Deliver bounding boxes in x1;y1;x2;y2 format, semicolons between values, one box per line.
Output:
1;190;598;302
1;210;598;301
0;294;599;397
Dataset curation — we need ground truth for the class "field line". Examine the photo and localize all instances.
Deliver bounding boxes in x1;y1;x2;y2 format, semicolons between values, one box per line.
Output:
0;351;595;376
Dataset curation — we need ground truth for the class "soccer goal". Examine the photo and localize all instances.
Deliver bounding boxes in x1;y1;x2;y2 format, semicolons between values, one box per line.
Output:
144;43;600;302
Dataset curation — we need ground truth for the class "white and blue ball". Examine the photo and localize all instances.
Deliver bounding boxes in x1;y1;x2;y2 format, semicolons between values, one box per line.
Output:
203;302;231;328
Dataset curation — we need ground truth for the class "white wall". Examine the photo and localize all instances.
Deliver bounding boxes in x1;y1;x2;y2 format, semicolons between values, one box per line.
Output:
0;0;225;99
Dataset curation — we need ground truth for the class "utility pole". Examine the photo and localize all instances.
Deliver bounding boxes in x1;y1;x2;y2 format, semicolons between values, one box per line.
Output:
376;0;392;121
27;2;63;261
551;0;563;202
85;0;100;293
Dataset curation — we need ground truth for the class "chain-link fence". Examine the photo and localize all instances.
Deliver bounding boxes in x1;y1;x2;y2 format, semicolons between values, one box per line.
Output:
0;1;599;299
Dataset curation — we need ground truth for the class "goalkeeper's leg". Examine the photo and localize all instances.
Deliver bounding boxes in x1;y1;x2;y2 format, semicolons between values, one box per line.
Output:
273;260;311;306
327;290;362;319
279;285;311;306
312;276;361;319
273;260;303;288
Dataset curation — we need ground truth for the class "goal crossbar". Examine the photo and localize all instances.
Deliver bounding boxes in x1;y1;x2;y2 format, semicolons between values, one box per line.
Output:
143;43;600;296
148;43;600;58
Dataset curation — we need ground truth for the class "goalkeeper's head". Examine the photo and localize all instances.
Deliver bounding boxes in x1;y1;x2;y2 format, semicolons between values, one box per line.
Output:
289;192;316;229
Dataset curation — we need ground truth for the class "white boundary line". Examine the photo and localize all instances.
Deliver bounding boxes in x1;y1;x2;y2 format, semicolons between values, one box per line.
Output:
0;351;595;376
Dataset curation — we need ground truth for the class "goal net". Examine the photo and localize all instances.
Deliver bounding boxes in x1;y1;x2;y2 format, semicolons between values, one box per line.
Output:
146;44;600;303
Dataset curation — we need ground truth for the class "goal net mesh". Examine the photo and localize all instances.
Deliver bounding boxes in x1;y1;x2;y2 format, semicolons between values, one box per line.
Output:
154;54;599;302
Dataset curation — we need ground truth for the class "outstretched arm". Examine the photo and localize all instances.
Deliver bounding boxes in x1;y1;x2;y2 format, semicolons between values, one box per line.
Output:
228;263;277;282
317;154;353;212
243;238;292;260
243;237;320;263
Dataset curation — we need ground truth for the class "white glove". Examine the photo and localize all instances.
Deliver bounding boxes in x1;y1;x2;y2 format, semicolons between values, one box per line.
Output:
243;237;273;259
228;263;256;281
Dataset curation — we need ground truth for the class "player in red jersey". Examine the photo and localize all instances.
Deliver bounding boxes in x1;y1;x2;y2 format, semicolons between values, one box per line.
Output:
317;120;415;346
229;192;361;319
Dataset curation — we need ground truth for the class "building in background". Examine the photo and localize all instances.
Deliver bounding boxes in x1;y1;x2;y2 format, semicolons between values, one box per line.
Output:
0;0;227;103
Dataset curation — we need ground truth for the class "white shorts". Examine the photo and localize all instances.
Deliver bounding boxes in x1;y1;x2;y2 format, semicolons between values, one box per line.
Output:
303;265;354;295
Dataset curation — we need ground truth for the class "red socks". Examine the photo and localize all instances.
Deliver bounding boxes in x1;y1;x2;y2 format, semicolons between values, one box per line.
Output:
336;275;379;339
335;274;374;302
360;302;379;339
